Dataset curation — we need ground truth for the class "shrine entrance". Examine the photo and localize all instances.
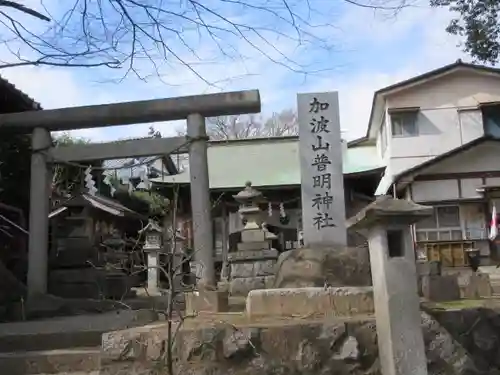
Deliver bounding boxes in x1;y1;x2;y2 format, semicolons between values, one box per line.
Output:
0;90;261;297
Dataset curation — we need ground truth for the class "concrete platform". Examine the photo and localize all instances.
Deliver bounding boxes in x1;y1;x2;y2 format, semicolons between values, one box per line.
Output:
0;347;100;375
246;286;374;318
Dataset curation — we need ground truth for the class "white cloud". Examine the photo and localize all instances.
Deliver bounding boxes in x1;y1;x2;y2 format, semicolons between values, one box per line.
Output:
308;2;467;140
0;0;469;143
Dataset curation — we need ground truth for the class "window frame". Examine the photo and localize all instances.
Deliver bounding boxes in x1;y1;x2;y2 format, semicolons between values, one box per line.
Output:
415;205;463;242
390;110;419;138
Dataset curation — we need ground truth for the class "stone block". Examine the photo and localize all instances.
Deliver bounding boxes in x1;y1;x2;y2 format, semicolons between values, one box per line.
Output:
185;291;229;314
230;277;267;296
416;261;441;276
230;262;254;278
246;287;374;318
462;273;493;299
230;259;276;279
237;241;270;251
253;260;276;276
241;229;266;243
228;249;278;263
421;275;461;302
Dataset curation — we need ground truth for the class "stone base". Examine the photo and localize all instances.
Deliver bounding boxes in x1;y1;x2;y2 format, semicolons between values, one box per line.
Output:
421;275;461;302
229;276;274;296
246;286;374;318
185;291;229;315
273;247;371;288
461;273;493;299
228;249;278;296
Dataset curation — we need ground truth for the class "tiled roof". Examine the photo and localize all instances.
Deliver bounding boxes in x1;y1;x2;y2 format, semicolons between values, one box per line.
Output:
0;75;42;110
151;136;384;189
49;192;145;219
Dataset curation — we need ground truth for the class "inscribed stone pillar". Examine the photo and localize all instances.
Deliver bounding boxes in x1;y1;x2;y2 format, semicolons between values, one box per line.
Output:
347;196;432;375
297;92;346;247
228;182;278;296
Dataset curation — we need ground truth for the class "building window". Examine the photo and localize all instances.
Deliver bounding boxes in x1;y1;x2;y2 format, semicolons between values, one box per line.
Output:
415;205;462;242
391;111;418;137
481;104;500;138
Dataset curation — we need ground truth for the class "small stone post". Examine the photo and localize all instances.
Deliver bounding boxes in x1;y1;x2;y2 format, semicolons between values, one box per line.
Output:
227;182;278;296
139;220;164;296
347;196;433;375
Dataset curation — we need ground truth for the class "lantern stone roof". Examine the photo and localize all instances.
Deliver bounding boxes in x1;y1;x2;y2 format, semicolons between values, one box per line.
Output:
138;219;163;234
347;195;433;231
233;181;264;202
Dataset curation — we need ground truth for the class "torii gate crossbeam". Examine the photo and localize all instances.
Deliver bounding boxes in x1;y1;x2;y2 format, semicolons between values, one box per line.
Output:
0;90;261;297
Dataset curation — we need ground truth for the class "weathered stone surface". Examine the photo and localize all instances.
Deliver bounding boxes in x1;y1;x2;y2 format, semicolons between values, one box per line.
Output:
246;287;374;318
461;274;493;299
229;250;278;296
421;275;461;302
229;276;275;296
230;260;276;279
253;260;276;276
230;263;254;278
429;307;500;372
273;246;371;288
228;249;278;263
100;308;500;375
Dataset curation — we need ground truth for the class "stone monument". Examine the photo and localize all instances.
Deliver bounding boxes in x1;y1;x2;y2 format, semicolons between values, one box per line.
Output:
347;195;432;375
227;181;278;296
297;91;346;247
272;91;371;289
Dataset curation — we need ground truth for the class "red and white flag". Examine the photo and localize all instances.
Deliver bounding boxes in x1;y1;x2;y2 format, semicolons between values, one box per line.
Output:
489;205;498;241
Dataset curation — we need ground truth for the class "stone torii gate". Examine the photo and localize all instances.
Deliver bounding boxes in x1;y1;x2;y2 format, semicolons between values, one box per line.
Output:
0;90;261;297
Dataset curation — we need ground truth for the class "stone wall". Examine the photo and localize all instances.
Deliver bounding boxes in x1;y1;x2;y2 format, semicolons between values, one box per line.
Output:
100;307;500;375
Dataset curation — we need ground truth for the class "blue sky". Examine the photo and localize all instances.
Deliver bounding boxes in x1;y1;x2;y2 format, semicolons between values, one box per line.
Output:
0;0;466;141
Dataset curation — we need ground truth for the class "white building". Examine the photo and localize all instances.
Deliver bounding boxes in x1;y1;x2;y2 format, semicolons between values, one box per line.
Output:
366;60;500;267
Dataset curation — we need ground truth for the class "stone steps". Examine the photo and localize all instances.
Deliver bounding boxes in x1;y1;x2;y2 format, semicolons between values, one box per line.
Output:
0;309;158;352
0;309;161;374
0;347;100;375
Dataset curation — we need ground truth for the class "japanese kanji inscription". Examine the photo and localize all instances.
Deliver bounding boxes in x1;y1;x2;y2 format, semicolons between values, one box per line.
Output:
297;92;347;246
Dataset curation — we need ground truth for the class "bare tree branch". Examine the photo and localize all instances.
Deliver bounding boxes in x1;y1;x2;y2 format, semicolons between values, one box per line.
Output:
0;0;411;83
179;109;299;140
0;0;50;22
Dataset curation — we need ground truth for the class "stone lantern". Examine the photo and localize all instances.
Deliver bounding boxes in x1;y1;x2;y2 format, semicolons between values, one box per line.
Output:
347;196;433;375
227;181;278;296
234;181;265;231
139;220;163;295
233;181;277;242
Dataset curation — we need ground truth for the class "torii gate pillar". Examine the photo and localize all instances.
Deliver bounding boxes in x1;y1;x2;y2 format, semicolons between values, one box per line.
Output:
27;127;52;296
11;90;261;297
